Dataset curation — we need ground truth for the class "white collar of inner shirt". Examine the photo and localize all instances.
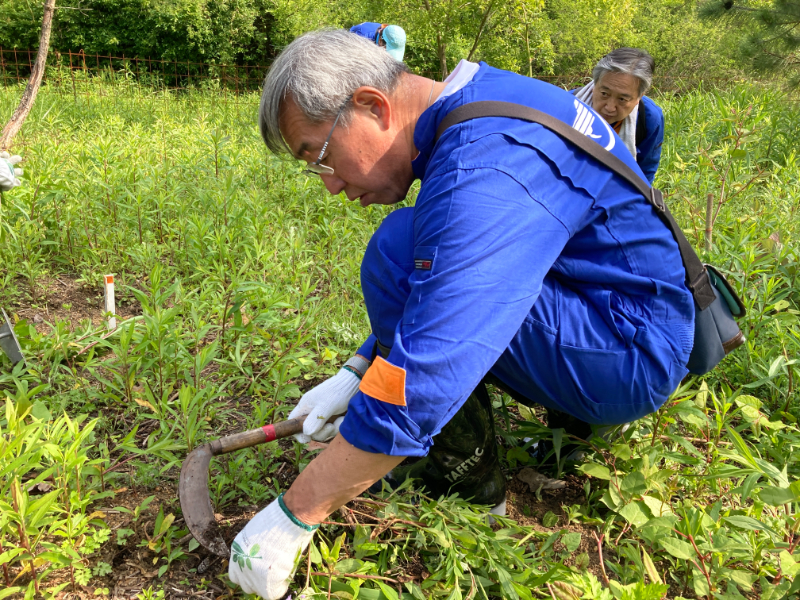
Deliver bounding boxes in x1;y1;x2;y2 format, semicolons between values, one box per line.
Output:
415;60;481;160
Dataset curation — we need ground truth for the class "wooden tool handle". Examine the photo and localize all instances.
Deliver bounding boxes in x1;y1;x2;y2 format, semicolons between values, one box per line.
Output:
209;415;308;456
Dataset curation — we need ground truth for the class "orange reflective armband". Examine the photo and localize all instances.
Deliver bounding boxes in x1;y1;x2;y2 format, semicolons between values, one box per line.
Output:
359;356;406;407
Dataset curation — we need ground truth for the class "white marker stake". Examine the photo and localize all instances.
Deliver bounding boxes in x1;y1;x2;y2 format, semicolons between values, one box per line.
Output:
104;275;116;330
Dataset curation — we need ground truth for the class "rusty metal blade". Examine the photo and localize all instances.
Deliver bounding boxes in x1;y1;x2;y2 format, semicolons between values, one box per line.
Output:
0;308;24;365
179;444;229;557
179;415;326;557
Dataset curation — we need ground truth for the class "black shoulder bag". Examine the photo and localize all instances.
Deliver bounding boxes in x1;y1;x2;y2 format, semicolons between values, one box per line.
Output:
434;101;746;375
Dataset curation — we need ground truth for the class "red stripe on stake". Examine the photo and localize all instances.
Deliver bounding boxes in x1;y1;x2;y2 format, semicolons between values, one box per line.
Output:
261;424;277;442
105;275;114;284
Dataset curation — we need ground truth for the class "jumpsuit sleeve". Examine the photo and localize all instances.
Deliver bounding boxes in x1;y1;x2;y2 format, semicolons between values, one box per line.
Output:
636;97;664;185
356;334;377;360
339;151;595;456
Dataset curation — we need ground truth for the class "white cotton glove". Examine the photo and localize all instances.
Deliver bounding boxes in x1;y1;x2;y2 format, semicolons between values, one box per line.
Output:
288;355;370;443
0;152;23;192
229;493;317;600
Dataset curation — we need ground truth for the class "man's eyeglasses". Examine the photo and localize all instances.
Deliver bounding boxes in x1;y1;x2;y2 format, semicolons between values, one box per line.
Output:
302;99;349;177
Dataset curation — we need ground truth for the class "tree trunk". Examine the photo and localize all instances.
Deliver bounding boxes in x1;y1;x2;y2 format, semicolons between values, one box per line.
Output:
0;0;57;150
422;0;449;79
466;0;496;62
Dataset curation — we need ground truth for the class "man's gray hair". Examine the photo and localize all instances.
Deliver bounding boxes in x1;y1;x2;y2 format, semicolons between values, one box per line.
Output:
259;29;409;155
592;48;655;96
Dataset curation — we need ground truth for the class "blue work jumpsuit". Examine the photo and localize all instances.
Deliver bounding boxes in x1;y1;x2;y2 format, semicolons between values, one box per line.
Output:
635;96;665;185
339;63;694;458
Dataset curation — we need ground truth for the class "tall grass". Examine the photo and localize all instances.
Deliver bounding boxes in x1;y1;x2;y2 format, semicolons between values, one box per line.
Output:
1;79;800;598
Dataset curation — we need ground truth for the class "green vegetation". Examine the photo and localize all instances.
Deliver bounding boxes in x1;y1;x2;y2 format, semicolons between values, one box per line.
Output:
701;0;800;88
0;0;747;80
2;73;800;598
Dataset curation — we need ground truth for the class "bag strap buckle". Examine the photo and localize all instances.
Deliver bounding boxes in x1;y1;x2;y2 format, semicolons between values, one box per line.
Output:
650;188;666;212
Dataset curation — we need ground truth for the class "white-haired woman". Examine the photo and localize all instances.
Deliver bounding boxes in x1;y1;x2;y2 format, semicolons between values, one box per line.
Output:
574;47;664;184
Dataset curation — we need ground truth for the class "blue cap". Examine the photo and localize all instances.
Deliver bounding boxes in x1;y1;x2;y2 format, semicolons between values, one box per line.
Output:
381;25;406;62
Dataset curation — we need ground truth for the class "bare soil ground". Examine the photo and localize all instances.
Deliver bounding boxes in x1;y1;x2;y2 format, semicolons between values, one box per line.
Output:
7;274;141;334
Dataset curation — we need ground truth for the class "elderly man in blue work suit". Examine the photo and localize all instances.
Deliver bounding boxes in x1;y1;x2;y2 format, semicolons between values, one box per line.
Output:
227;29;694;599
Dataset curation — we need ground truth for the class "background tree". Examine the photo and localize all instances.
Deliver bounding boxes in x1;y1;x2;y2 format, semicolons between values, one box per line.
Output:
0;0;757;83
701;0;800;87
1;0;56;150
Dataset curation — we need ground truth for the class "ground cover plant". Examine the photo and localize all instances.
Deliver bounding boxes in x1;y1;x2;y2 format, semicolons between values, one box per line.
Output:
1;74;800;599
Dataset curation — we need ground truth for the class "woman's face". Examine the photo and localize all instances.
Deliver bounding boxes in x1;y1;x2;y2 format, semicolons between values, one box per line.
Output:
591;72;643;124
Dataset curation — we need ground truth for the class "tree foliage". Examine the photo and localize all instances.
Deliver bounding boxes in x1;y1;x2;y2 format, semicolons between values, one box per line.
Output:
0;0;752;80
702;0;800;87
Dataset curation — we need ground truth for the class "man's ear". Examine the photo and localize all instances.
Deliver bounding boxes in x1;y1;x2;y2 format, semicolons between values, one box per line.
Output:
351;86;392;130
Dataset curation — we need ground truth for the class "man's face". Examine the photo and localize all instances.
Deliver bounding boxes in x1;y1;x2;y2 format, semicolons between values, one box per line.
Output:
280;89;414;207
591;72;642;124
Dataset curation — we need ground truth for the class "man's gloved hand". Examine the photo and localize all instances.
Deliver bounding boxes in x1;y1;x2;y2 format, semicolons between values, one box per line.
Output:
229;493;317;600
0;152;23;192
288;355;370;443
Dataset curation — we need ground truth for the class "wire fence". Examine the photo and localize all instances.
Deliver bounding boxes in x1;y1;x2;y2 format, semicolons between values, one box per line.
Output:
0;47;762;104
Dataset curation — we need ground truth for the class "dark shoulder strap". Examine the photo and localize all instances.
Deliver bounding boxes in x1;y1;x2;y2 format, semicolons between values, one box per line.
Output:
434;100;715;310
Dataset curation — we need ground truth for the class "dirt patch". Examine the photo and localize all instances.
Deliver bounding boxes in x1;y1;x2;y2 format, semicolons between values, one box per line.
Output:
505;472;610;580
7;274;141;334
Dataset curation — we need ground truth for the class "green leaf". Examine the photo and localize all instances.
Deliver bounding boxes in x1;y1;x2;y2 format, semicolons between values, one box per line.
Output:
496;567;519;600
335;558;363;573
780;551;800;578
727;569;757;591
30;400;51;421
640;516;680;535
578;462;611;480
641;547;663;585
641;495;674;517
618;501;650;527
658;537;695;560
692;568;709;597
318;539;330;564
723;515;780;538
376;581;399;600
309;542;322;566
758;485;800;506
736;395;762;411
610;443;632;460
330;533;345;563
0;588;22;600
695;381;710;409
454;530;478;549
561;532;581;553
620;472;647;496
542;511;559;527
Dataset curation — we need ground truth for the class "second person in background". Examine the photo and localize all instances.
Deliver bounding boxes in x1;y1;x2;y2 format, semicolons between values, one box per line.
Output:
350;22;406;62
573;48;664;184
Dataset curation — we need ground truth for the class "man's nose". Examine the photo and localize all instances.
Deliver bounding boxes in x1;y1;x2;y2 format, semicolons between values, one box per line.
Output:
320;174;346;196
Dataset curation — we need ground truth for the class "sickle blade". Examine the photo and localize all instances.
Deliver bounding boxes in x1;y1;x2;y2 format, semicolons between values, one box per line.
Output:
0;309;24;365
179;444;229;557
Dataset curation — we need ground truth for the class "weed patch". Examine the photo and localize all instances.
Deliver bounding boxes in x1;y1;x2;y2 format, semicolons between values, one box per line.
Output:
1;81;800;598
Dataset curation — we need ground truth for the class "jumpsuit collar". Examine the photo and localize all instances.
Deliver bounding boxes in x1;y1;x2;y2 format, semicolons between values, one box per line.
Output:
411;62;489;181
